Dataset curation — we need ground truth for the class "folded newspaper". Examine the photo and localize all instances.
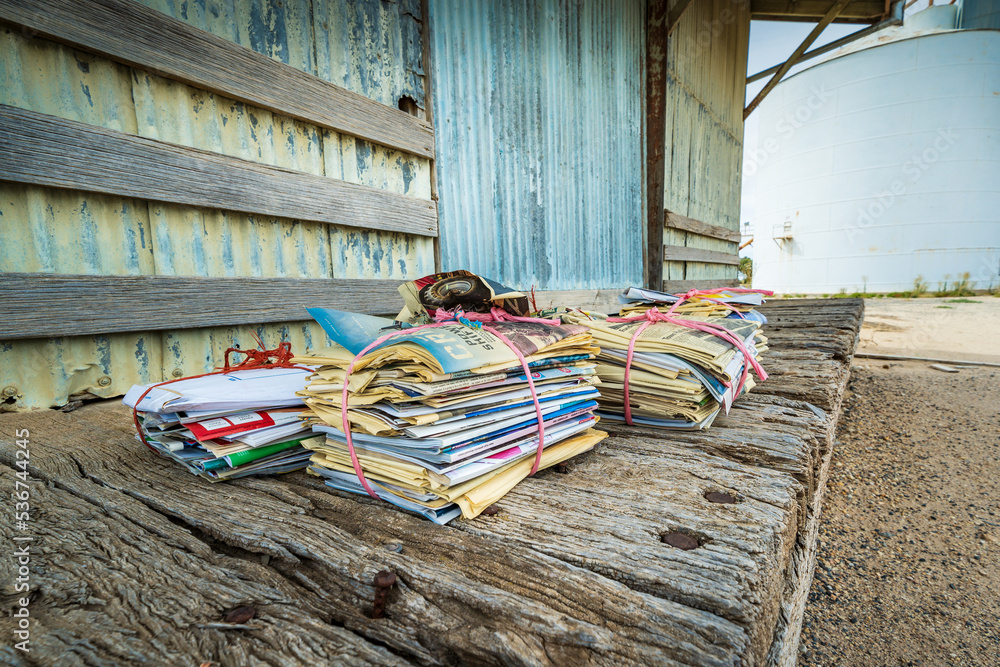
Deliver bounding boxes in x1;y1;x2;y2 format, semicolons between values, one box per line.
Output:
560;286;769;430
122;367;318;481
294;273;608;524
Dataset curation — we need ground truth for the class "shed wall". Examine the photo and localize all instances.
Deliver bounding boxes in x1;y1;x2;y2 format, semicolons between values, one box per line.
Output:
430;0;646;291
661;0;749;286
0;1;434;410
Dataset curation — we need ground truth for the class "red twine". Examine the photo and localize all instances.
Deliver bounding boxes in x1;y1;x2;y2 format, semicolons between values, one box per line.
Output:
340;308;562;500
606;287;774;425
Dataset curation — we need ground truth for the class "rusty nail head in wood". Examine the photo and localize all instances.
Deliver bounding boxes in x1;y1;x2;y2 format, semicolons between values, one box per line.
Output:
372;570;397;619
661;532;699;550
482;504;500;516
383;542;403;553
555;462;569;474
705;491;737;504
224;606;256;624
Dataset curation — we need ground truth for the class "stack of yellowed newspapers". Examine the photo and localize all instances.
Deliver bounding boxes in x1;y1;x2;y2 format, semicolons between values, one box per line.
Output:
292;273;608;524
560;287;769;430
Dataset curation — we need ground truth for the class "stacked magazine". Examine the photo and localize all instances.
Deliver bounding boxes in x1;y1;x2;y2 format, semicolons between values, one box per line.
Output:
122;367;317;481
294;299;607;524
562;287;769;430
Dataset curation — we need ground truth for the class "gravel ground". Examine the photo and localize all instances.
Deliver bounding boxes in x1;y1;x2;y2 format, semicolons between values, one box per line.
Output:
799;362;1000;666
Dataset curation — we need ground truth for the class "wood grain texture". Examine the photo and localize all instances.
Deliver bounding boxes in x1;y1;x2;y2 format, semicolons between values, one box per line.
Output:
0;299;865;666
0;273;404;340
662;278;741;292
665;210;742;243
0;0;435;158
531;289;623;314
750;0;885;22
663;245;741;266
0;105;438;237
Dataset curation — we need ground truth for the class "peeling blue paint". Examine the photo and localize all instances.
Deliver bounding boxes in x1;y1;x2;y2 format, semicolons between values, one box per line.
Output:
134;336;149;368
77;200;101;273
80;82;94;107
95;335;112;373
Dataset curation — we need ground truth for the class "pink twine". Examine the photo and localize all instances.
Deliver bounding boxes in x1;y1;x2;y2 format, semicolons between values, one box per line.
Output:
340;309;559;500
607;287;773;425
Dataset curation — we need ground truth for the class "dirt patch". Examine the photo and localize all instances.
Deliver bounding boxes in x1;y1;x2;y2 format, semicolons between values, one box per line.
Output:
859;297;1000;364
799;362;1000;666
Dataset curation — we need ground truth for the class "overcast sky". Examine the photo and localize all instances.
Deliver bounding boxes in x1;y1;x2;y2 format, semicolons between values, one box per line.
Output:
740;0;941;226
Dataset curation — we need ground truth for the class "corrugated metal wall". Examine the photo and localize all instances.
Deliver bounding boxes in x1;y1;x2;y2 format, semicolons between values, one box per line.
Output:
0;1;434;410
661;0;749;284
429;0;646;291
960;0;1000;30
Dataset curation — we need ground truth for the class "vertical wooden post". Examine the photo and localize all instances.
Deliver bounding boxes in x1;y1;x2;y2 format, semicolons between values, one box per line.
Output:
421;0;443;273
645;0;669;290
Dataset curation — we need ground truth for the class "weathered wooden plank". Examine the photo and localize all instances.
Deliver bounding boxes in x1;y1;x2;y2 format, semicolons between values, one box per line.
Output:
531;289;623;314
665;210;742;243
662;278;741;292
663;245;741;265
0;273;404;340
0;299;866;666
0;105;437;237
0;457;410;667
750;0;885;23
0;408;754;666
0;0;435;158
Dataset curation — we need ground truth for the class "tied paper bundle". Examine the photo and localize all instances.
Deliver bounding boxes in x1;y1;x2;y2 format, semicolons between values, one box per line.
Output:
123;363;318;481
561;286;771;430
292;272;608;524
618;286;768;324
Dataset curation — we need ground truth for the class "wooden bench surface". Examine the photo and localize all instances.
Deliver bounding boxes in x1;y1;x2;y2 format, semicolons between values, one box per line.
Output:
0;298;863;667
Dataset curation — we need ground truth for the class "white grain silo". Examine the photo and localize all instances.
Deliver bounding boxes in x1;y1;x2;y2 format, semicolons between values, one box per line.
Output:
750;5;1000;294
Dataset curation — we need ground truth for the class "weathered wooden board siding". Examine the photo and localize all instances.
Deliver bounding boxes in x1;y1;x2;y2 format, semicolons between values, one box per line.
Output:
0;274;406;340
0;0;433;158
136;0;427;112
0;299;864;666
1;105;438;236
0;5;435;410
661;0;749;286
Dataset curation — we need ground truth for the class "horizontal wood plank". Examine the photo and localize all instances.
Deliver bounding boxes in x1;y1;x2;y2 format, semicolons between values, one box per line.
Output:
750;0;885;22
530;289;623;314
0;0;434;158
663;245;741;265
665;210;742;243
0;273;405;340
0;104;438;237
0;299;865;665
662;278;741;292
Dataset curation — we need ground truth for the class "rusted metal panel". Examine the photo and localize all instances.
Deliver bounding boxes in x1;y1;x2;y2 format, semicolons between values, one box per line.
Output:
661;0;748;286
0;30;157;410
0;29;137;131
430;0;645;291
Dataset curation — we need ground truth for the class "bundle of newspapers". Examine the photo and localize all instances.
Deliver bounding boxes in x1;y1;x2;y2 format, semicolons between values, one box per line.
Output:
293;271;608;524
561;286;768;430
122;366;317;481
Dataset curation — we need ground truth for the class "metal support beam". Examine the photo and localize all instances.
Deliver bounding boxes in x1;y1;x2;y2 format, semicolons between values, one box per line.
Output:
746;1;903;83
743;0;852;120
